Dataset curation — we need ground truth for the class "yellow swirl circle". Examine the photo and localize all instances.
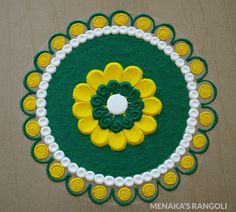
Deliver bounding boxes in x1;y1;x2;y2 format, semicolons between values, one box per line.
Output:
23;95;36;111
136;17;152;31
190;59;204;75
141;183;156;197
27;72;40;88
25;120;40;137
181;155;195;169
193;134;206;149
117;187;132;201
37;53;51;68
163;172;177;185
51;36;66;50
175;42;190;56
114;13;129;26
92;16;107;28
34;143;49;160
200;111;213;126
49;163;65;179
156;26;172;41
199;84;213;99
69;177;85;192
92;185;107;200
70;23;85;36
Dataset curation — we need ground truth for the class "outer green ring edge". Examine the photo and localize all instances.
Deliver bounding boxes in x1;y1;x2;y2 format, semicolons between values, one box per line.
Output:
21;9;218;206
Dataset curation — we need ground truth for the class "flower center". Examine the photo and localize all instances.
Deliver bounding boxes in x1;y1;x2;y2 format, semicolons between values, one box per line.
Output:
107;94;128;115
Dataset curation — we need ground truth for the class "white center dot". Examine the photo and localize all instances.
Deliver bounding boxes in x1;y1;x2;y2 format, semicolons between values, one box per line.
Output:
107;94;128;115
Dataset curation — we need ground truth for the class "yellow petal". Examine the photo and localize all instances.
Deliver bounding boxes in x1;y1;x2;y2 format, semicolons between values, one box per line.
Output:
72;102;92;118
124;126;144;145
120;66;143;86
142;97;162;115
73;83;95;102
108;131;126;151
91;126;109;147
78;117;98;135
135;115;157;135
104;62;123;82
135;79;156;98
86;69;106;90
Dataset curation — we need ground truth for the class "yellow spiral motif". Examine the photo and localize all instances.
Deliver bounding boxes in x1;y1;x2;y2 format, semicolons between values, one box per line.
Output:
141;183;156;197
199;84;213;99
92;185;107;200
92;16;107;28
51;36;66;50
25;120;40;137
190;59;204;75
69;177;85;192
70;23;85;36
136;17;152;31
117;187;132;201
175;42;190;57
156;26;172;41
49;163;65;179
37;53;51;68
23;95;36;111
34;143;49;160
193;133;206;149
27;72;40;88
163;172;177;185
114;13;129;26
200;111;213;126
181;155;195;169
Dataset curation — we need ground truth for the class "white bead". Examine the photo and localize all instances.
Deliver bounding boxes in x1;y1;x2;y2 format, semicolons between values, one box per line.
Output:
51;57;60;66
158;41;166;50
185;126;196;134
133;174;143;185
135;29;144;38
143;33;152;41
189;90;199;99
189;108;199;118
187;117;197;126
38;117;49;127
185;73;194;82
42;73;52;82
86;171;95;181
36;90;47;99
44;135;55;145
36;99;46;108
164;159;175;169
158;164;168;174
36;108;47;118
119;26;128;34
170;153;181;163
62;44;72;54
40;126;51;136
124;177;134;187
151;169;160;178
183;133;192;141
86;30;95;39
68;163;78;174
77;34;87;43
127;27;136;36
189;99;200;108
61;157;71;168
39;81;49;90
104;176;115;186
150;37;159;45
164;46;173;55
56;50;66;60
176;146;186;155
170;52;179;61
111;26;119;34
49;142;59;153
176;58;185;67
46;64;56;74
94;28;103;37
180;139;190;148
187;82;197;90
142;172;152;182
53;150;65;161
102;26;111;35
76;167;87;178
94;174;104;184
70;38;79;48
114;177;124;187
181;65;190;74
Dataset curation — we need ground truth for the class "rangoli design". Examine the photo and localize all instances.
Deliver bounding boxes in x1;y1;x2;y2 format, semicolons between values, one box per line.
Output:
21;10;218;205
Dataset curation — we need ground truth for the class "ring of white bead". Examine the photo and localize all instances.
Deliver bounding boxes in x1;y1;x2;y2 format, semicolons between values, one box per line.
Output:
36;26;199;187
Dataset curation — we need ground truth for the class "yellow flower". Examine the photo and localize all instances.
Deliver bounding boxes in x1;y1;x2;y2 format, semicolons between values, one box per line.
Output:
72;62;162;151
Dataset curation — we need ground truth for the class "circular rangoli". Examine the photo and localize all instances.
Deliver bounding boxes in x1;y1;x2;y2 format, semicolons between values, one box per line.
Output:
21;10;218;205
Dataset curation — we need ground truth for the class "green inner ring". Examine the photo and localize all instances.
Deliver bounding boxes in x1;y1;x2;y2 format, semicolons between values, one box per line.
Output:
46;34;189;177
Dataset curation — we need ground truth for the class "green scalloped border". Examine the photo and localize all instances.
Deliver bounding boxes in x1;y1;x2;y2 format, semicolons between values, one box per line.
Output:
20;10;218;206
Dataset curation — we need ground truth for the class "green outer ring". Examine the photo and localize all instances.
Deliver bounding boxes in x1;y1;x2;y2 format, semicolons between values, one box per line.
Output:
132;13;156;30
158;169;181;191
112;188;137;206
21;10;218;206
66;20;89;39
137;182;159;202
109;10;133;25
176;152;198;175
22;117;41;141
31;140;52;164
189;131;210;154
48;33;70;54
33;50;53;72
87;12;109;30
88;185;112;204
199;106;218;133
152;23;176;44
23;70;43;92
20;92;36;117
172;38;194;60
65;177;90;196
